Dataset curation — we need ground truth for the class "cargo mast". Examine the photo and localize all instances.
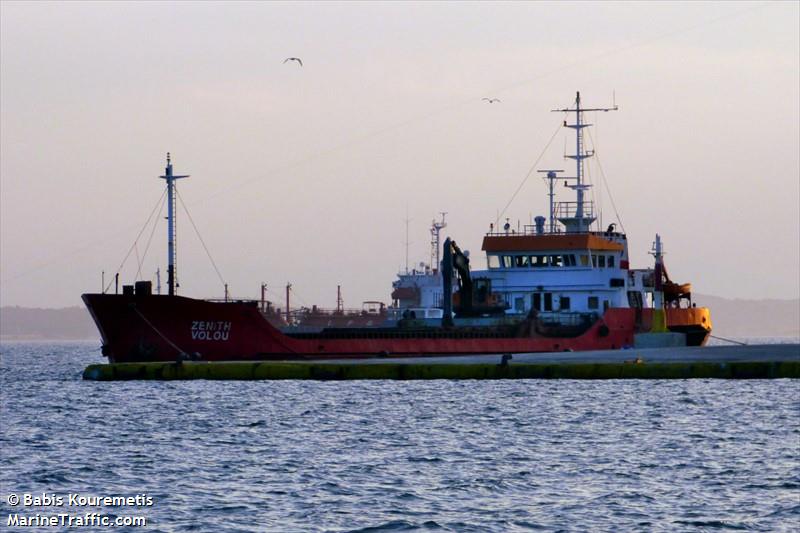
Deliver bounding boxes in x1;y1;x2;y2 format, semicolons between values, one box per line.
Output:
159;153;189;296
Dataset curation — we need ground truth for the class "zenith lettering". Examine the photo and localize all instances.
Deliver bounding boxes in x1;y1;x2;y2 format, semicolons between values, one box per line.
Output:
191;321;232;341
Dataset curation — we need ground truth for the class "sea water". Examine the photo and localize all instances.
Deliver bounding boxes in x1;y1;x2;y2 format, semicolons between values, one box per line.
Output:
1;341;798;532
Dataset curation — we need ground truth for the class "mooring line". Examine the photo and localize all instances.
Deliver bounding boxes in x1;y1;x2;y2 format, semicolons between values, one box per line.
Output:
132;307;187;358
709;334;747;346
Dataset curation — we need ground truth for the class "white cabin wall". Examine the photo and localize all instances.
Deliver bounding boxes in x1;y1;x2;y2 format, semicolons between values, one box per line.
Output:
476;248;631;315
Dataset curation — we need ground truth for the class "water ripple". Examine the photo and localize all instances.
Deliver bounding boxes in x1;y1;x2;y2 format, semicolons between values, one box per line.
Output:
1;342;798;532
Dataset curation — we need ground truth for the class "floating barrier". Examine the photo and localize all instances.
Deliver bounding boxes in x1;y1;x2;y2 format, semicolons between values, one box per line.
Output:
83;345;800;381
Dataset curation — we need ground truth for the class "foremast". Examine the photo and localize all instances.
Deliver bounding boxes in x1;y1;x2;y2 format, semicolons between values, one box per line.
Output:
159;153;189;296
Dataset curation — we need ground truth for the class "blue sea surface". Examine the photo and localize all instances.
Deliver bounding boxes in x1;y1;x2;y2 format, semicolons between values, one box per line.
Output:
1;341;798;532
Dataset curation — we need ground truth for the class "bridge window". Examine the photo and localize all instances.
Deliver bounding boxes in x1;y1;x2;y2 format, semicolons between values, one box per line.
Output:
515;255;529;267
563;254;576;266
592;255;598;267
588;296;599;309
560;296;571;310
544;293;553;311
598;255;606;268
550;255;562;267
608;256;615;268
488;255;500;268
580;255;589;267
501;255;513;268
532;255;547;268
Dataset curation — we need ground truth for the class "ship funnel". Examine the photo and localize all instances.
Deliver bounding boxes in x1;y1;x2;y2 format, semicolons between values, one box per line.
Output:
534;216;546;235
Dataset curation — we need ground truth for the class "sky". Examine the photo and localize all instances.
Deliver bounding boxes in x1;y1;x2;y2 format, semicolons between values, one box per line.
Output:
1;1;798;310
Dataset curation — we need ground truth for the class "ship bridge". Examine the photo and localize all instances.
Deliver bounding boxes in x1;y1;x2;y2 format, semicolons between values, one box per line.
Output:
482;225;629;265
475;228;631;317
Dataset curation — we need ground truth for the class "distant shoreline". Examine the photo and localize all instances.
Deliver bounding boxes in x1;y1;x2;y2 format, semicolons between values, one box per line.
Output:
1;295;798;340
1;337;100;343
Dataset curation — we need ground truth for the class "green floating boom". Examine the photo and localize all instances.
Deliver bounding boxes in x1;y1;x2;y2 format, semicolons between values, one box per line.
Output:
83;360;800;381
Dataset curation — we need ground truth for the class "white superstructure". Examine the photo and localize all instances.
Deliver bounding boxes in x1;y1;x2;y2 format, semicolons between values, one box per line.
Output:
388;92;696;330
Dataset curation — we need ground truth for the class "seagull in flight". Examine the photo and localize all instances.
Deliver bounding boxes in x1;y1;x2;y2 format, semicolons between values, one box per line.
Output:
482;98;501;103
283;57;303;66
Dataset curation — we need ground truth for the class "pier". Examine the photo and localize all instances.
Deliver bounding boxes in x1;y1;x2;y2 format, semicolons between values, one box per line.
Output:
83;344;799;381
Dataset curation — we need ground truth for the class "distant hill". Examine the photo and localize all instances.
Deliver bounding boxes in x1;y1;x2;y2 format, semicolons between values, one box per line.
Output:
0;295;797;341
0;306;97;340
692;294;799;338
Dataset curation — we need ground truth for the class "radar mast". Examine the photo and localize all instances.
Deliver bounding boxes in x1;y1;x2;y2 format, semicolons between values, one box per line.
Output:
551;92;617;233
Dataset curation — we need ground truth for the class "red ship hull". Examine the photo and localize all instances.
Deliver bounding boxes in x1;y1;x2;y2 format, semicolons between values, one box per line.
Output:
83;293;648;363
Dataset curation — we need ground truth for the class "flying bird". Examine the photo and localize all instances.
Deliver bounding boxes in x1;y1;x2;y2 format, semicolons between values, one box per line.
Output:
482;98;501;103
283;57;303;66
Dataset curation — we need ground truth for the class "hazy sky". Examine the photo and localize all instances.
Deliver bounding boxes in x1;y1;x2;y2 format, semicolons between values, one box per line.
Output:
1;1;798;310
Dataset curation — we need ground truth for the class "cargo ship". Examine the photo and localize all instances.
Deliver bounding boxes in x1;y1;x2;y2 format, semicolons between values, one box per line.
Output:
83;92;711;362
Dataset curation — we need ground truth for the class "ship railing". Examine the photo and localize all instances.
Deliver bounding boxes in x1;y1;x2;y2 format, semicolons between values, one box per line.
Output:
555;201;595;220
200;299;388;317
294;306;387;317
204;297;259;304
386;307;445;320
536;311;598;327
484;229;626;239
